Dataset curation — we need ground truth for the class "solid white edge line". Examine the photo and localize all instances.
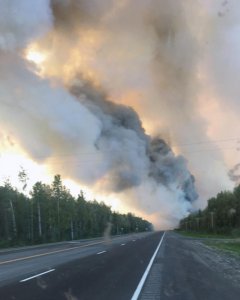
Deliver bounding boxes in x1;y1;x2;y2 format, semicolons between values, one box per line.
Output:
97;251;107;255
131;232;165;300
20;269;55;282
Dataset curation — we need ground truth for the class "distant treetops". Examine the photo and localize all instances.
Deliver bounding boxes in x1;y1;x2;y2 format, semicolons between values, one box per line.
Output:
179;185;240;235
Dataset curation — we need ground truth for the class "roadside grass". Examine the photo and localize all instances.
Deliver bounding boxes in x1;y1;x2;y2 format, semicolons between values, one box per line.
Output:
205;241;240;256
0;240;30;249
175;229;240;256
175;230;231;239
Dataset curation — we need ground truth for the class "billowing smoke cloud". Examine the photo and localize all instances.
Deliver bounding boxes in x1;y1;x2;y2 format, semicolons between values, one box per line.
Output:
2;0;240;228
0;68;196;228
69;79;197;198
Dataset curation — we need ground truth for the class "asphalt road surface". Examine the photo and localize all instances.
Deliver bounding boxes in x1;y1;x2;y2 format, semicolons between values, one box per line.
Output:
0;232;162;300
1;231;240;300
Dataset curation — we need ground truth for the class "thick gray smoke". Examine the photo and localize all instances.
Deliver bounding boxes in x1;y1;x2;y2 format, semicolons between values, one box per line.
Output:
69;79;197;201
5;0;239;228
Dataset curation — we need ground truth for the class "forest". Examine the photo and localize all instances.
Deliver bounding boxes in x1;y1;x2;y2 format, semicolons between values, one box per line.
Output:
179;185;240;235
0;173;152;248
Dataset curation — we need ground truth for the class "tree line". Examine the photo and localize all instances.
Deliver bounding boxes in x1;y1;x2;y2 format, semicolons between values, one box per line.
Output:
0;174;152;247
179;185;240;235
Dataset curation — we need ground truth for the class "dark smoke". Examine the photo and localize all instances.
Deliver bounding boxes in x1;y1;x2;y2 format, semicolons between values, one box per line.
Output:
228;163;240;184
70;79;198;202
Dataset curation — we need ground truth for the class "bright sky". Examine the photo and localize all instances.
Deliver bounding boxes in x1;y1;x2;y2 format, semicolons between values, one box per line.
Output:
0;129;123;213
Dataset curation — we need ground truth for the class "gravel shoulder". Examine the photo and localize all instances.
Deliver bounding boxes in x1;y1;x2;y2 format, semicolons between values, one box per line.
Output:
140;231;240;300
175;232;240;288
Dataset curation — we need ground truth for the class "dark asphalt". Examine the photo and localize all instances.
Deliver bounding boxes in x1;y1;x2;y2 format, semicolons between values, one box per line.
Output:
0;232;163;300
0;232;151;287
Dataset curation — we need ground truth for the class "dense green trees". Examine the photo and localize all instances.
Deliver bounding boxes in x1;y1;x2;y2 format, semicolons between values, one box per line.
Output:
0;175;152;247
179;185;240;235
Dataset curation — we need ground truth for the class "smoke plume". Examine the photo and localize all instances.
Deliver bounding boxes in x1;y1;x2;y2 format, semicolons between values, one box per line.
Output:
1;0;240;228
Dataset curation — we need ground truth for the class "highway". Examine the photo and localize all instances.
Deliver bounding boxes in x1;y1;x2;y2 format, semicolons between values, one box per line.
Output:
0;232;162;300
1;231;240;300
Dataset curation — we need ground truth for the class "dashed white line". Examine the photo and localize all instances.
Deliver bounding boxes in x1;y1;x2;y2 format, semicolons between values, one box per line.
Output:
20;269;55;282
97;251;107;255
121;243;125;246
132;240;136;242
131;232;165;300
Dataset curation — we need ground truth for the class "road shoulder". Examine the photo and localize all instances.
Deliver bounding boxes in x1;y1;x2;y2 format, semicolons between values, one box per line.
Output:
139;231;240;300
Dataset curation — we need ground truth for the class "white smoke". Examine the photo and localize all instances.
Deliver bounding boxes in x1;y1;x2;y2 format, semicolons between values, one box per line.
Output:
0;55;101;162
0;0;52;51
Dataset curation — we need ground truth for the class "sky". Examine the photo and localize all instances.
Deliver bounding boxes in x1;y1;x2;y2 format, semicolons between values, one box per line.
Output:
0;0;240;229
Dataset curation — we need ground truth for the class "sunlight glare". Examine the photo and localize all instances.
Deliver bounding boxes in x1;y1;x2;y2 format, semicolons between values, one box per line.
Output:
26;48;46;65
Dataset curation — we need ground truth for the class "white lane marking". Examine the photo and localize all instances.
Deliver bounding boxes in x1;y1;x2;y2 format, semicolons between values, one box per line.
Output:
132;240;136;242
97;251;107;255
131;232;165;300
121;243;125;246
20;269;55;283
